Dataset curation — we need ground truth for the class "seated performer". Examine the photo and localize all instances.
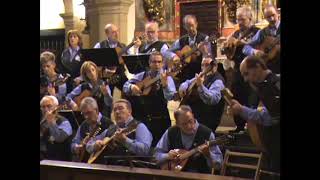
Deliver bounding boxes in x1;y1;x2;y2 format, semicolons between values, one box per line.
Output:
71;97;113;162
242;5;281;74
40;51;68;104
86;99;153;165
128;21;169;56
60;29;84;89
40;95;73;161
123;51;176;147
230;55;280;173
178;57;225;132
66;61;113;117
154;105;222;174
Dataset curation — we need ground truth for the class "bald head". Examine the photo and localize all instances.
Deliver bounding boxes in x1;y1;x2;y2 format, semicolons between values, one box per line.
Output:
104;24;119;41
264;5;279;27
145;21;159;43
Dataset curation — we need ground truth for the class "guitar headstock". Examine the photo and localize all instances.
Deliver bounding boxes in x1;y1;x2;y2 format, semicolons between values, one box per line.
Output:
221;88;233;105
92;127;102;137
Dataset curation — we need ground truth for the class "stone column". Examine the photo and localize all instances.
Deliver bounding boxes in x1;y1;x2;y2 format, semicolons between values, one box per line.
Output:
86;0;134;46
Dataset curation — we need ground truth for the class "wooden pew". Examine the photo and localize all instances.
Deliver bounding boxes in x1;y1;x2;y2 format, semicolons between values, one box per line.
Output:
40;160;250;180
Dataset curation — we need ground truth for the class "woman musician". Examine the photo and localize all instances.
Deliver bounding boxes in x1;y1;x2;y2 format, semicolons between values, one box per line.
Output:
40;51;69;104
66;61;113;117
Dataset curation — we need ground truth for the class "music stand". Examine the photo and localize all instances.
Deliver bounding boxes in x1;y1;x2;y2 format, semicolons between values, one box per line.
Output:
103;155;158;169
80;48;120;68
58;110;84;130
122;54;150;74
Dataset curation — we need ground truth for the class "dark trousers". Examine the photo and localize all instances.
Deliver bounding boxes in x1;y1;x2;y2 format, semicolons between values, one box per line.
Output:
231;70;259;129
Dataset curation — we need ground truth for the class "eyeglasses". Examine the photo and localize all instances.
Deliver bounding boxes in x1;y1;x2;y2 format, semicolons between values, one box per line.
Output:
81;110;96;116
151;60;163;64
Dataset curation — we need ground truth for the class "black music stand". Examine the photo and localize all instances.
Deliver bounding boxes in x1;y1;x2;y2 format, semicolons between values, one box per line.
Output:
80;48;120;68
58;110;84;131
103;155;158;169
122;54;150;74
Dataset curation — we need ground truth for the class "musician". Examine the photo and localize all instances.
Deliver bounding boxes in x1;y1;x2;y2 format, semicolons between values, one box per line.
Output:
86;99;153;164
40;95;73;161
243;4;281;74
60;30;83;89
230;55;280;173
224;6;260;132
165;14;213;83
128;21;169;56
154;105;222;174
71;97;114;161
123;51;176;147
178;57;225;132
66;61;113;117
40;51;68;103
94;23;128;95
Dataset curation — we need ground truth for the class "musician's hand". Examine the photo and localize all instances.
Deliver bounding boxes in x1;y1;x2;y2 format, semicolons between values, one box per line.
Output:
74;77;82;86
254;50;265;57
100;84;110;97
74;144;84;155
199;141;210;158
230;99;243;115
47;86;56;96
172;55;180;63
131;84;142;96
178;89;186;98
114;129;127;143
68;100;79;111
198;42;210;57
94;140;104;151
103;67;117;77
167;149;180;160
160;71;168;88
195;73;204;87
133;37;142;48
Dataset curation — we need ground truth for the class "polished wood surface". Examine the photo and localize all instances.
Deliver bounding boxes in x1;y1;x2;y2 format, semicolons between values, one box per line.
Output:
40;160;250;180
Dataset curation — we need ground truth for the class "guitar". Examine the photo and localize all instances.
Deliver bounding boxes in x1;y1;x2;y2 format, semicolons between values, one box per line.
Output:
75;124;102;162
179;63;214;105
160;134;233;171
40;74;71;95
176;35;218;64
221;29;257;60
256;34;280;63
133;67;183;96
87;121;139;164
220;88;266;152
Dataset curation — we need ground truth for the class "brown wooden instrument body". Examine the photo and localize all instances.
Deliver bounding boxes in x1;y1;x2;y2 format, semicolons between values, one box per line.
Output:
257;36;280;63
160;135;231;171
221;88;266;152
87;123;138;164
74;90;92;108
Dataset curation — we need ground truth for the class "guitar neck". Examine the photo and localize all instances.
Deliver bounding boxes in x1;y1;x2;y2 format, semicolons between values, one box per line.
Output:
119;42;135;56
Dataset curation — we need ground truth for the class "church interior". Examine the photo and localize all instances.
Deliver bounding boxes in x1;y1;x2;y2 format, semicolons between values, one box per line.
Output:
40;0;281;179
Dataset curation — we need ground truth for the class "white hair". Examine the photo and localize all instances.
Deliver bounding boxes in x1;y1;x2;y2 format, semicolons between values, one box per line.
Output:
40;95;59;107
183;14;197;26
237;6;254;22
145;21;159;30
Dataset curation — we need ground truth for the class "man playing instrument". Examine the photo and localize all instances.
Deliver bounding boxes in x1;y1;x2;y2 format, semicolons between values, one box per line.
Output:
86;99;152;164
71;97;113;162
40;95;73;161
229;55;280;173
243;5;281;74
154;105;222;174
178;57;225;132
122;51;176;147
223;6;260;133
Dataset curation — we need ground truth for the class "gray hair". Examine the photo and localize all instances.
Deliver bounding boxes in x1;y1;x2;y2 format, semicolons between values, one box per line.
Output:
174;105;193;122
40;95;59;107
145;21;159;30
183;14;197;27
237;6;254;22
80;97;99;111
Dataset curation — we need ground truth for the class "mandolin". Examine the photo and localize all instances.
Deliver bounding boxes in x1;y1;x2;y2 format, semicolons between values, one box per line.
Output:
160;134;233;171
